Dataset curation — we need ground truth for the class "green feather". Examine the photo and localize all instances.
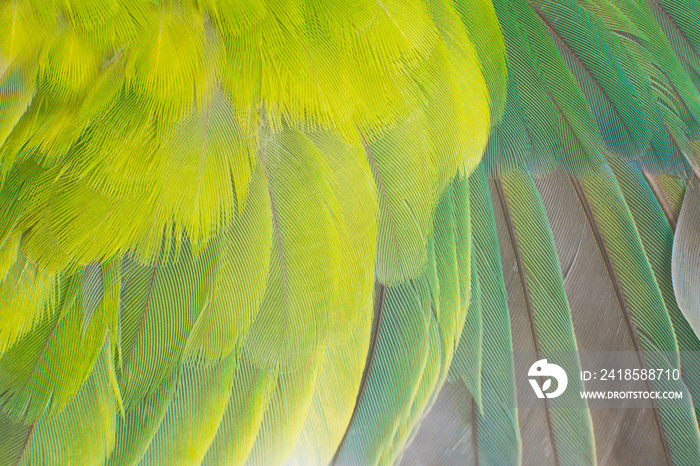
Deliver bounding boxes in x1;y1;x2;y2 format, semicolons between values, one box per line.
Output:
494;168;595;466
107;373;178;466
183;166;272;363
142;354;236;465
401;164;520;465
200;360;277;465
334;278;433;465
0;60;36;151
532;0;651;157
286;299;373;466
118;239;218;410
18;342;118;465
9;0;700;464
0;258;119;421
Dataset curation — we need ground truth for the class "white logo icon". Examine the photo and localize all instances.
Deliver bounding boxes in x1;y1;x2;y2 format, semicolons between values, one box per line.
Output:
528;359;568;399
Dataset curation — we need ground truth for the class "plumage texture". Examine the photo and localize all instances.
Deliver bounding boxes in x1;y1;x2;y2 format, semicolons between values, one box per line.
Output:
0;0;497;464
410;0;700;462
3;0;700;465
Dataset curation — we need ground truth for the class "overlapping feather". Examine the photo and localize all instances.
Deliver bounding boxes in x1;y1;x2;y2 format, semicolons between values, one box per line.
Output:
5;0;700;464
406;0;700;463
0;1;499;465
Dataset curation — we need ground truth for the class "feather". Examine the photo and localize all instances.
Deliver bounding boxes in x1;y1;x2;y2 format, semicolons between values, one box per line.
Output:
117;238;219;411
333;278;433;465
446;247;483;409
199;359;278;465
15;341;118;465
584;0;675;169
673;177;700;339
490;168;595;466
465;164;521;465
0;410;32;466
1;0;494;279
649;0;700;90
334;174;471;465
107;373;178;466
453;0;508;125
0;244;57;354
401;165;520;465
141;353;236;465
242;126;375;369
384;176;472;462
493;0;608;175
531;0;651;157
371;4;492;283
620;0;700;133
400;381;480;464
612;159;700;423
0;1;45;62
182;166;272;363
0;59;36;151
534;166;697;464
0;257;119;421
285;298;373;466
241;355;325;466
9;0;700;464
